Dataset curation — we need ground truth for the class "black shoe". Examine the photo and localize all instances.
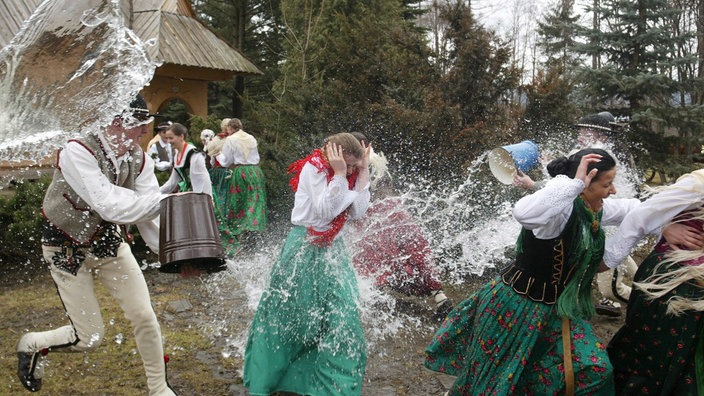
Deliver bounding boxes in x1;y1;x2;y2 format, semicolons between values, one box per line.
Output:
163;355;178;395
595;298;621;317
432;300;454;322
17;351;44;392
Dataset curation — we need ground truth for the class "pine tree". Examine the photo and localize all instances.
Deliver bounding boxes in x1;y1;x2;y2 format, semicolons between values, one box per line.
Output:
536;0;581;71
523;0;580;128
439;1;520;126
192;0;285;118
575;0;703;175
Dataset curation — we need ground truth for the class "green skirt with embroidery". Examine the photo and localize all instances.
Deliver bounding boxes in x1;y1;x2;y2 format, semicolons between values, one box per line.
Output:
212;165;267;255
425;278;614;395
243;226;366;396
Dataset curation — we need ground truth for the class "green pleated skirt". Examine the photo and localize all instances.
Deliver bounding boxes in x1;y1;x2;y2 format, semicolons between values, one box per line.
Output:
210;166;231;220
425;278;614;395
243;226;366;396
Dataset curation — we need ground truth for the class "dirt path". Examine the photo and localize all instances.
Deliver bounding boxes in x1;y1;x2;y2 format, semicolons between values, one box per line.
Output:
1;262;625;396
155;268;626;396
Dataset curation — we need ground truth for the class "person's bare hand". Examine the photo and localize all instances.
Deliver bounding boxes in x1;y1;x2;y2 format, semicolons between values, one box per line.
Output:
662;222;704;250
326;142;347;176
359;142;372;170
513;170;535;190
575;153;602;186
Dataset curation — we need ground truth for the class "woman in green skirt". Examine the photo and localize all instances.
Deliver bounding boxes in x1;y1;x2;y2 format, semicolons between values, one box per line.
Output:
206;118;234;253
244;133;371;396
425;148;640;395
214;118;267;254
605;169;704;395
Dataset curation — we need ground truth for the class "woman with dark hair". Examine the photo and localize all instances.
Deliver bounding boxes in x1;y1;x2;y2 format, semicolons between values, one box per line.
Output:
425;148;640;395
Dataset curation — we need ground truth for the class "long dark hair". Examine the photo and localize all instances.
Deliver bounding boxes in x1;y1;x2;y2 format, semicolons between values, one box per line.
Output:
547;148;616;180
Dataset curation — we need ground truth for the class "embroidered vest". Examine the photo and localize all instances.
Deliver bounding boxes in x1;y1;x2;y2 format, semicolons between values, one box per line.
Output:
154;141;172;164
42;134;145;246
501;210;580;305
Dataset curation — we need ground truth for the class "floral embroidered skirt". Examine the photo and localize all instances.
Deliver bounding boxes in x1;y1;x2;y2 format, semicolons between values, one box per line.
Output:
243;226;366;396
608;251;704;395
425;278;613;395
210;166;230;218
212;165;267;255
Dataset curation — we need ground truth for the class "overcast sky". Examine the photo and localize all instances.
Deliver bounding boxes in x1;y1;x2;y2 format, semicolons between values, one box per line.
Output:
470;0;592;82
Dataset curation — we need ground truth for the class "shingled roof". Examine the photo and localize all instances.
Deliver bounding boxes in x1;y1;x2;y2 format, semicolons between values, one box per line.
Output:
133;0;262;77
0;0;262;78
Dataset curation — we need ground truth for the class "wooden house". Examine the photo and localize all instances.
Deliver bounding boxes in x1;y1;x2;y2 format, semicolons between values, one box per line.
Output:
0;0;262;150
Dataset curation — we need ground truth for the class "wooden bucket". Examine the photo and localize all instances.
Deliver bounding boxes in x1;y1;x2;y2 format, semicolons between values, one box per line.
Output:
158;192;226;273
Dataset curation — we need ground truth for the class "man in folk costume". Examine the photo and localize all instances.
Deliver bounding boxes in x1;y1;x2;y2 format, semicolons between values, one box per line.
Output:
16;95;177;395
147;121;174;172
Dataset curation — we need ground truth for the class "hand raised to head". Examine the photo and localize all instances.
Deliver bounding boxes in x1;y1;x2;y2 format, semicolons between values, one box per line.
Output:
358;141;372;171
662;222;704;250
575;153;602;186
326;142;347;176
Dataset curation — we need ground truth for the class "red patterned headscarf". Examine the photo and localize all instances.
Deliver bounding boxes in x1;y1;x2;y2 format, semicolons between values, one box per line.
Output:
288;149;359;247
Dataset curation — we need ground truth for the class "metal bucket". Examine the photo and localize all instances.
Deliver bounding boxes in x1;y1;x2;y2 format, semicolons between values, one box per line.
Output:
158;192;226;273
487;140;540;185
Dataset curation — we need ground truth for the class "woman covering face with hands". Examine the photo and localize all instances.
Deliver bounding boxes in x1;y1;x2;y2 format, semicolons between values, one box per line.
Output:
243;132;371;396
325;139;370;177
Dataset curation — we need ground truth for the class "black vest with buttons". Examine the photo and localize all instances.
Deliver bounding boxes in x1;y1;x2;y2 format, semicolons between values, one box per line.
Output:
501;209;579;305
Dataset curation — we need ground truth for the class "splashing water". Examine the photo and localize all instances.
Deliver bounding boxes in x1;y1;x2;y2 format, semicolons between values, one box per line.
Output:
198;153;530;360
0;0;157;162
202;246;429;363
196;131;644;366
4;1;645;376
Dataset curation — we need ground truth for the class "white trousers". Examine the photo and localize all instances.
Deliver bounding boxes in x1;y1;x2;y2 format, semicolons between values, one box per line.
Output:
20;243;175;396
596;255;638;303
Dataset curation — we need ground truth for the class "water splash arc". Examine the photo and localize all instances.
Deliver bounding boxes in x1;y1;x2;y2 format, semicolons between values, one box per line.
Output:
0;0;158;163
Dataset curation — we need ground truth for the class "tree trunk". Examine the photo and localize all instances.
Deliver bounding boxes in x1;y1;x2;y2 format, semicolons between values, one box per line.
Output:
231;0;247;118
697;0;704;104
592;0;599;69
